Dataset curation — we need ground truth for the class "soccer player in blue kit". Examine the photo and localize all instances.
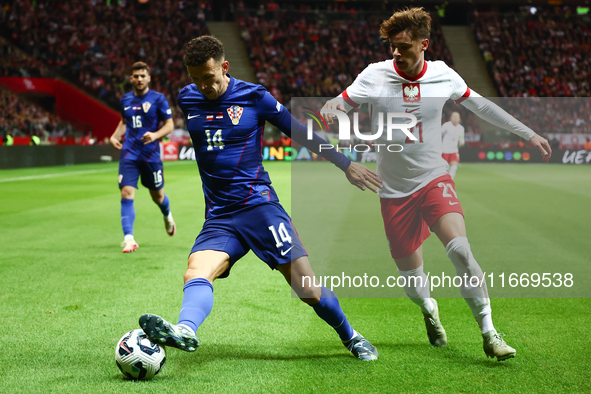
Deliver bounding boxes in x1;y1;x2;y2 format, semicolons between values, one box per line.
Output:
110;62;177;253
139;36;382;360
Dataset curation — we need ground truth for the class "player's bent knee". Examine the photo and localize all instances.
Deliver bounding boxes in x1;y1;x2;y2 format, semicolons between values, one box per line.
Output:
185;251;231;283
184;269;200;283
299;296;321;306
445;236;471;267
295;284;321;303
446;236;485;279
121;187;135;199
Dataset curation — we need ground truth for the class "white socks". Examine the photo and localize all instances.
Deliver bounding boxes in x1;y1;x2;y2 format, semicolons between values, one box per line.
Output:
124;234;135;242
446;237;495;334
398;263;434;314
449;165;458;179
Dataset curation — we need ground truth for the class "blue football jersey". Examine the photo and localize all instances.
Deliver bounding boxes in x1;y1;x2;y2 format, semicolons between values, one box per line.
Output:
178;76;282;218
178;75;351;219
120;90;172;162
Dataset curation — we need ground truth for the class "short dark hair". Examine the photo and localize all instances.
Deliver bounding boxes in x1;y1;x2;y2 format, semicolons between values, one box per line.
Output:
380;7;431;41
184;36;225;67
131;61;150;73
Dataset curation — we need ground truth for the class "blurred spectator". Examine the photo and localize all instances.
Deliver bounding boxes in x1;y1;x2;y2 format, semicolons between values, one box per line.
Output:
0;38;54;77
500;97;591;135
473;7;591;98
1;0;210;124
0;86;82;141
237;5;478;140
238;6;453;106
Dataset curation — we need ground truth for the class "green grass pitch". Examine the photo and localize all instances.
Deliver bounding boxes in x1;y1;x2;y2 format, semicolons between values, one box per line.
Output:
0;161;589;393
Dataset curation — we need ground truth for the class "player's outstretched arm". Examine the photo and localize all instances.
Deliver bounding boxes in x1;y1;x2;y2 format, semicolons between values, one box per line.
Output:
110;119;126;150
142;118;174;144
460;91;552;162
259;90;381;192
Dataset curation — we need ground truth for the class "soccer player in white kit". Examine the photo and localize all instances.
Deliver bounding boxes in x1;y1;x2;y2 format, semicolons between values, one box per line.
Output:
441;112;464;179
322;7;551;361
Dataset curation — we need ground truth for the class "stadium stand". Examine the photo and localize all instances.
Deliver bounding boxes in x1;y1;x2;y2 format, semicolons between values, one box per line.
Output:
0;0;210;130
473;7;590;140
0;85;88;145
2;1;587;145
237;6;452;102
473;7;590;98
0;37;54;78
237;5;482;139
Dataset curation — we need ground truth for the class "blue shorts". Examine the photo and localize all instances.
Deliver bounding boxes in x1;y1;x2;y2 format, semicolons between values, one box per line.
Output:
191;202;308;278
118;159;164;190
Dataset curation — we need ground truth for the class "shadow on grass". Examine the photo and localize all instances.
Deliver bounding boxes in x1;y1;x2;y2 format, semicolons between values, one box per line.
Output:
370;341;518;369
111;373;177;383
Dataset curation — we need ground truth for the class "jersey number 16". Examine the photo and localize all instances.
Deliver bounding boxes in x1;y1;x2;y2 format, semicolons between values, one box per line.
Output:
132;115;142;128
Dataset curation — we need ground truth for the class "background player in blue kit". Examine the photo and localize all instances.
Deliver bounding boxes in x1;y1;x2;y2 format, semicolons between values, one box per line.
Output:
139;36;382;360
110;62;177;253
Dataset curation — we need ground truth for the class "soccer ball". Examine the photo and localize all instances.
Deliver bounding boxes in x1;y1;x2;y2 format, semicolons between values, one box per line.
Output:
115;329;166;380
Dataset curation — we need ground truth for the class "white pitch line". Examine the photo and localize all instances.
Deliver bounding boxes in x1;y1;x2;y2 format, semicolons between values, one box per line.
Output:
0;168;114;183
0;161;193;183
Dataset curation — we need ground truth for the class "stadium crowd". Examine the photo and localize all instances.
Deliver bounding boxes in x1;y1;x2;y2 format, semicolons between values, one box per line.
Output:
238;5;453;103
474;7;591;140
0;38;54;78
0;0;210;129
238;5;481;138
501;97;591;136
0;86;81;142
474;7;591;98
2;1;589;145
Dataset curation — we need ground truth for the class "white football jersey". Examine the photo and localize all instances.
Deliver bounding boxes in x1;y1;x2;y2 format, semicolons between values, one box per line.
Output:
441;121;464;154
340;60;471;198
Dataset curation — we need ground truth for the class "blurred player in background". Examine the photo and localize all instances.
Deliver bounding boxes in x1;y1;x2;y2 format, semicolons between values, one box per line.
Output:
441;111;464;179
110;62;176;253
323;7;551;361
139;36;381;361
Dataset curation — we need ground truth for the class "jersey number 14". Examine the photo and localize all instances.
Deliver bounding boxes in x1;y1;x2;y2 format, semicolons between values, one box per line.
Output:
205;129;224;150
268;223;292;248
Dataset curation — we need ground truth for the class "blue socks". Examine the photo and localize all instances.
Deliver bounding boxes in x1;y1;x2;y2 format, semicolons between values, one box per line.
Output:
178;278;214;334
175;281;353;341
311;287;355;341
175;280;353;342
158;194;170;216
120;199;135;236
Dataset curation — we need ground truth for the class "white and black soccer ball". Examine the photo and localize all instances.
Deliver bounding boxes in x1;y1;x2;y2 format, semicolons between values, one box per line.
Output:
115;329;166;380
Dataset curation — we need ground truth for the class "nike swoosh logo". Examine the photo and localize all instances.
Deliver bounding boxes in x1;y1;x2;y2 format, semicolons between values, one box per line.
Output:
449;201;459;205
405;108;419;113
280;246;294;256
124;106;131;110
187;114;200;119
